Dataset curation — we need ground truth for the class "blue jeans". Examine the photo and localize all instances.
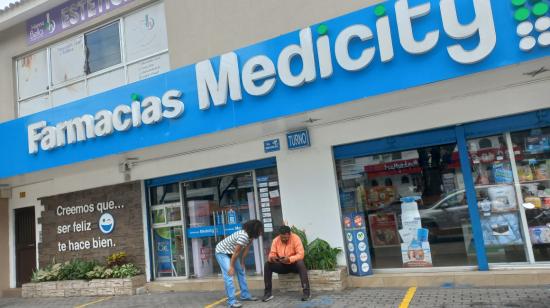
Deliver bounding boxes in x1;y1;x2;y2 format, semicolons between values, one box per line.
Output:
215;253;252;306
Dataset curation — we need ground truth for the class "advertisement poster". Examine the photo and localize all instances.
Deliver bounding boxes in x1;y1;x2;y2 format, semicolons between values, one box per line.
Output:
480;213;523;246
368;213;400;247
154;228;173;275
399;198;433;267
400;241;433;268
343;212;373;276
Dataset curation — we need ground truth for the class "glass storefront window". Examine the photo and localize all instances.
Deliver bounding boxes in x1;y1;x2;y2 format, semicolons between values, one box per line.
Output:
183;172;262;277
337;144;477;269
149;165;284;279
150;183;180;205
152;208;166;224
467;135;527;263
255;167;284;262
152;226;186;277
511;127;550;262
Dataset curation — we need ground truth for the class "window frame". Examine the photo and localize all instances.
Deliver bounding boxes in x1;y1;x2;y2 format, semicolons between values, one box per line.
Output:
15;1;170;117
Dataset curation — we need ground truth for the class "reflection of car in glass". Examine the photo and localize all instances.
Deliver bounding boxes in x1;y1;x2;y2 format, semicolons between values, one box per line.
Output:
419;184;530;242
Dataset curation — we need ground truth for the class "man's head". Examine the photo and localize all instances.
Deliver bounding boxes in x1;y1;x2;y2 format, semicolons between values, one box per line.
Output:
278;225;291;243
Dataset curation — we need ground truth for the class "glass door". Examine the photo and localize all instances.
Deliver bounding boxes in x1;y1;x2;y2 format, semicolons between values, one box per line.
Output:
150;183;188;278
182;172;263;278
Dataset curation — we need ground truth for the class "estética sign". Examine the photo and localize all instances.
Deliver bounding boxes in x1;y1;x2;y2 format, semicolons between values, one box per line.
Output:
26;0;134;45
1;0;549;178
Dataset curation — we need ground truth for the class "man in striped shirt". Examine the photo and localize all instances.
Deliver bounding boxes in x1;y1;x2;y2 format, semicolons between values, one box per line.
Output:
215;219;263;308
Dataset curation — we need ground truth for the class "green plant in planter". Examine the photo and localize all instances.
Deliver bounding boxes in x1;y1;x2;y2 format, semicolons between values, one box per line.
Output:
111;263;141;278
305;239;341;271
290;226;342;271
31;263;62;282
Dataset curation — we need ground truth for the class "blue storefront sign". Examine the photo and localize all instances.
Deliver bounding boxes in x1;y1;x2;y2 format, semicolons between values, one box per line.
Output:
264;139;281;153
1;0;549;179
287;130;311;150
186;224;242;239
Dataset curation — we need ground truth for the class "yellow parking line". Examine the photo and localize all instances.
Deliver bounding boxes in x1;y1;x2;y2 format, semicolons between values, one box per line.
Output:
204;291;241;308
74;296;112;308
398;287;417;308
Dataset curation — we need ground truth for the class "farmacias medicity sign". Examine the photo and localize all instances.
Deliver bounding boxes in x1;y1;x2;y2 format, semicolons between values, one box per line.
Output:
1;0;549;178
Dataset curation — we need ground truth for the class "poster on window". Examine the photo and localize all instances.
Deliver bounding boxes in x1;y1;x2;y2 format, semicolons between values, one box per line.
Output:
154;228;173;275
50;36;85;85
17;50;48;99
128;54;170;83
124;2;168;62
368;213;399;247
400;241;432;268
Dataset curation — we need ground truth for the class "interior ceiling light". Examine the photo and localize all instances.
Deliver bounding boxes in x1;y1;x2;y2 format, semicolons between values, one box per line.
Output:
523;66;549;77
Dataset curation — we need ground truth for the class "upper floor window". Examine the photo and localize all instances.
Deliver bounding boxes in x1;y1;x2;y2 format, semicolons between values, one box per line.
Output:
16;1;169;117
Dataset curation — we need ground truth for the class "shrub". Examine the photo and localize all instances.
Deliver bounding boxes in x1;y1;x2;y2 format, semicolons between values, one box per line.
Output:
31;251;140;282
291;226;342;271
106;252;127;267
111;264;141;278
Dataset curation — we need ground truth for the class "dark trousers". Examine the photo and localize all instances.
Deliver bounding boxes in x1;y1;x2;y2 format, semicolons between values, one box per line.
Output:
264;260;310;295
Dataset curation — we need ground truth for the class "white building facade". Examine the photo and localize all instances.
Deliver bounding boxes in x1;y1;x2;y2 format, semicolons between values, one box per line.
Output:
0;0;549;291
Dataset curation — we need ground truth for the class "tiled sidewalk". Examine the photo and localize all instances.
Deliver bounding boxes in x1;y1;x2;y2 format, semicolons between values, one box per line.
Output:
0;287;548;308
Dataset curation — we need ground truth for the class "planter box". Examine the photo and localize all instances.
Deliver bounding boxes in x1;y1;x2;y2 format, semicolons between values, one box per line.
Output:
278;267;347;292
22;275;146;298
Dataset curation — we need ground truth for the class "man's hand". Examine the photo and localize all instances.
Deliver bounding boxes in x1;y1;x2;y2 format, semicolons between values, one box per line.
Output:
280;256;290;264
268;255;278;263
228;266;235;276
241;259;246;269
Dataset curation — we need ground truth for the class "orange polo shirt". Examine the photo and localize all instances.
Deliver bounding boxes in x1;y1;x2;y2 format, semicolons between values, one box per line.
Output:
268;233;305;264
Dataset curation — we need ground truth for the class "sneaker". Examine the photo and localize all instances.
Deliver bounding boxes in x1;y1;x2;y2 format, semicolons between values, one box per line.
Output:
241;296;259;301
229;302;243;308
301;293;311;301
262;292;274;302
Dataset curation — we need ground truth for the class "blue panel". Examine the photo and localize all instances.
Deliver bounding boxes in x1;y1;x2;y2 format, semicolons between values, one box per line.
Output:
145;157;277;187
286;130;310;150
1;0;550;178
464;109;550;139
455;126;489;271
333;126;457;159
264;139;281;153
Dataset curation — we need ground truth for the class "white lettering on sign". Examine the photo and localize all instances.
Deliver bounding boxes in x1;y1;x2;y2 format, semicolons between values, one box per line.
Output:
58;237;115;252
28;0;499;156
55;200;124;252
195;0;496;107
28;90;183;154
61;0;131;30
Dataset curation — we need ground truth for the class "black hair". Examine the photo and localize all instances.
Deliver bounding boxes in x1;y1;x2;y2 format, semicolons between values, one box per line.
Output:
242;219;263;239
279;225;291;235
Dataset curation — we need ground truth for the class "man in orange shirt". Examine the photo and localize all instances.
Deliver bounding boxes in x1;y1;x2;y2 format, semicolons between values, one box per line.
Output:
262;226;310;302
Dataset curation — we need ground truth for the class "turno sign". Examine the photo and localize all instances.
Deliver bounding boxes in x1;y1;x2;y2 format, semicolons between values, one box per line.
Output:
0;0;547;178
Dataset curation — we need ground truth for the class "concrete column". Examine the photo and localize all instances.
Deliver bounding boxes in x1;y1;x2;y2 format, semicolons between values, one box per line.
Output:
277;144;346;265
0;198;9;293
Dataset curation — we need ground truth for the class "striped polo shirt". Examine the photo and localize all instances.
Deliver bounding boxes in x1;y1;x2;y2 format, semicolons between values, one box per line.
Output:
215;230;250;255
